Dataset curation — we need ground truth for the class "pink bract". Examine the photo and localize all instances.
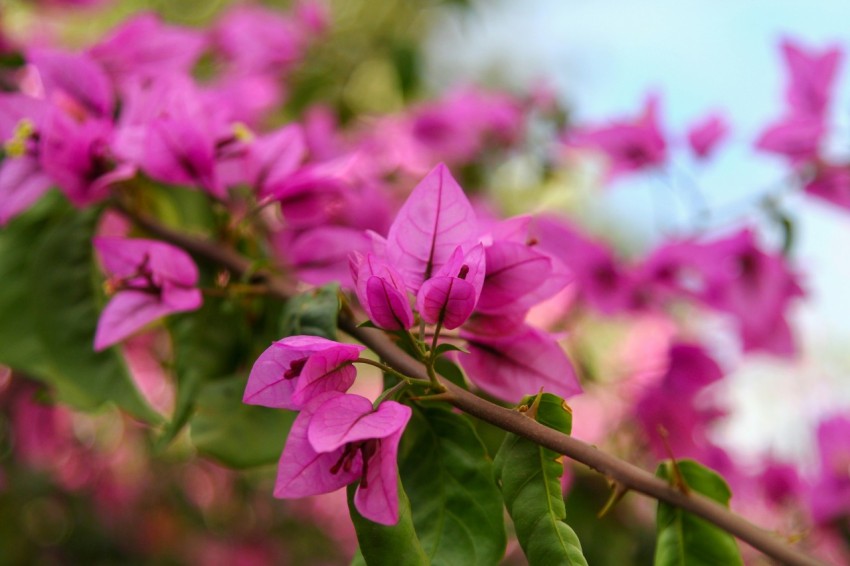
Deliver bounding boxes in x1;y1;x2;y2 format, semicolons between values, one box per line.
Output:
385;163;479;293
243;336;365;410
93;238;202;351
275;391;411;525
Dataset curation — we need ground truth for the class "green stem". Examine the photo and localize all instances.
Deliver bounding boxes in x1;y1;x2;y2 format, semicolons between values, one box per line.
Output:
353;358;429;387
373;380;409;408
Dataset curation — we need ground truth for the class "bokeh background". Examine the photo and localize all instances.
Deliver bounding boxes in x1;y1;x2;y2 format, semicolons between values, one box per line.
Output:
2;0;849;563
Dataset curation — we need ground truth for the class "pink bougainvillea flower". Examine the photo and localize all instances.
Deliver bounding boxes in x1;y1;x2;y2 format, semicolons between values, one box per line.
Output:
26;48;114;119
532;215;636;314
804;163;850;210
634;343;727;461
781;39;843;119
142;117;223;198
213;5;309;75
243;336;365;410
39;110;135;207
350;252;414;331
284;226;372;287
809;415;850;524
459;323;581;402
0;155;52;226
93;238;202;351
754;115;824;162
696;229;804;356
567;94;666;179
416;244;485;330
244;124;306;197
386;163;479;293
475;239;568;315
88;12;207;83
687;113;728;160
275;391;411;525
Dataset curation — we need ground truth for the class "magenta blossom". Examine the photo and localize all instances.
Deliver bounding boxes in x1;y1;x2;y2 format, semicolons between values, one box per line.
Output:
93;238;202;351
687;113;728;160
460;323;581;402
385;163;479;293
275;391;411;525
88;12;207;83
350;252;414;331
567;94;666;179
781;39;843;119
809;415;850;525
243;336;365;410
416;244;485;330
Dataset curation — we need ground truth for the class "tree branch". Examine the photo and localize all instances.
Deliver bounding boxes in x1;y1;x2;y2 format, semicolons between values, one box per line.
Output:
118;207;826;566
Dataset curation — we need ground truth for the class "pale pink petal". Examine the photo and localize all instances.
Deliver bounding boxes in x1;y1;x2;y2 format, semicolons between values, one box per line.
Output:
365;276;415;330
0;157;53;226
275;392;360;498
416;276;476;330
354;421;408;525
290;346;363;407
476;241;552;313
94;291;178;351
243;337;364;409
307;396;410;453
460;325;582;402
386;163;478;292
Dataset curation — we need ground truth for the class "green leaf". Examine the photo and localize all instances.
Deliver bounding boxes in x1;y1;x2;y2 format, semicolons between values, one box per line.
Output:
189;376;296;468
434;357;468;390
493;393;587;566
433;342;468;356
399;405;506;565
347;481;429;566
280;283;341;339
159;297;252;446
0;197;159;422
654;460;743;566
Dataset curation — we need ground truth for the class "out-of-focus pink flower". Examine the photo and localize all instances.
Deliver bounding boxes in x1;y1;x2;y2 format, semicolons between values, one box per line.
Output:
213;5;309;75
532;215;636;314
26;47;114;119
567;94;667;179
781;39;843;119
805;163;850;210
460;323;581;402
275;391;411;525
39;110;135;207
695;229;804;356
809;415;850;524
754;115;824;162
634;343;727;461
88;13;207;83
243;336;365;410
93;238;202;351
687;113;729;160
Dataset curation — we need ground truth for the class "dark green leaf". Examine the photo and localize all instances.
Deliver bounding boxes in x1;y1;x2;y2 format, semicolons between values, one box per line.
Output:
280;283;341;339
399;405;506;565
654;460;743;566
493;393;587;566
434;357;468;389
189;376;296;468
0;197;159;422
159;297;251;446
347;481;429;566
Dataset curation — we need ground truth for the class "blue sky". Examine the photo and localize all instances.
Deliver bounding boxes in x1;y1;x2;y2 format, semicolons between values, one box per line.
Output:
425;0;850;464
